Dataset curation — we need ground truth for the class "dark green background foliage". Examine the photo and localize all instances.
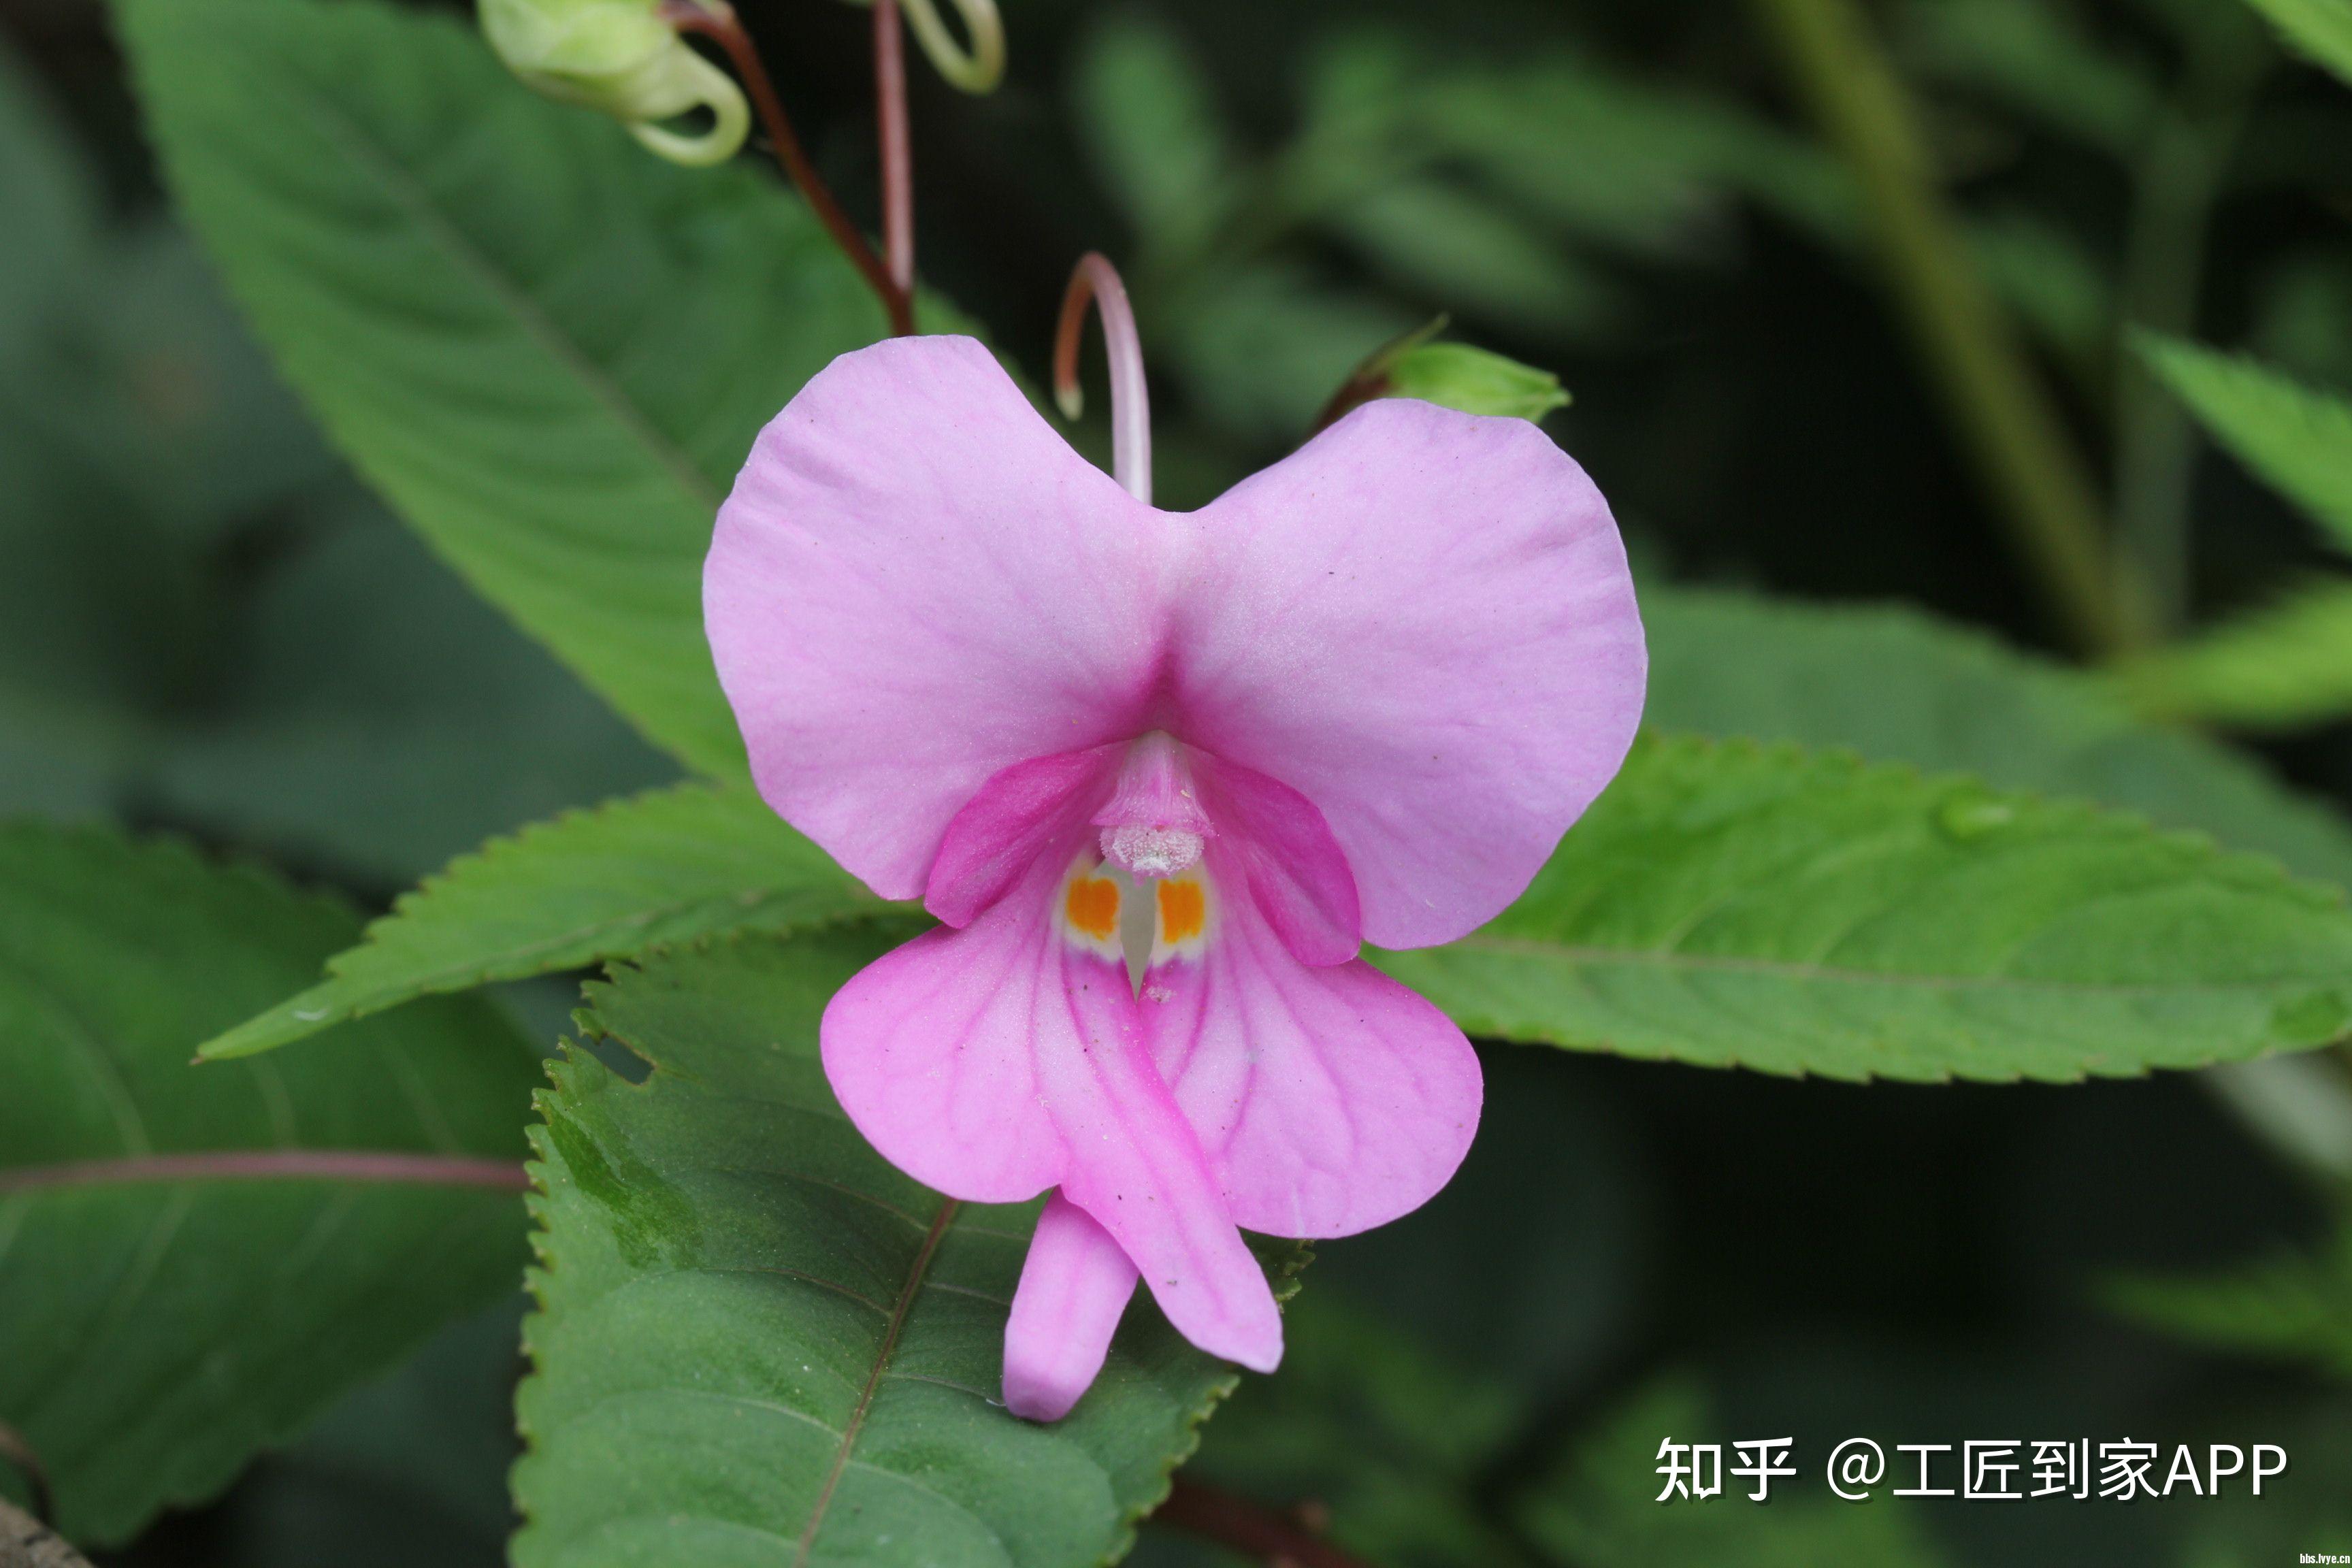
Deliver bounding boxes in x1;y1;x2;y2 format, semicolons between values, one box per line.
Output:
7;0;2352;1561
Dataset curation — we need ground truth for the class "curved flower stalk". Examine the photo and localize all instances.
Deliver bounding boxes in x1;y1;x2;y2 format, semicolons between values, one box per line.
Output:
704;332;1645;1420
845;0;1005;92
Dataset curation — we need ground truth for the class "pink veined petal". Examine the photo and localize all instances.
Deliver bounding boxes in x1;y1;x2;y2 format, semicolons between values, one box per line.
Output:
823;844;1281;1372
1168;397;1646;950
706;336;1178;900
1036;981;1283;1374
1190;751;1359;966
1002;1192;1139;1422
819;853;1079;1203
927;746;1121;927
1145;845;1483;1239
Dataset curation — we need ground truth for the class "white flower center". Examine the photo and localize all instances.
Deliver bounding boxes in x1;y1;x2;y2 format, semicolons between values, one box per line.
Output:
1100;822;1205;879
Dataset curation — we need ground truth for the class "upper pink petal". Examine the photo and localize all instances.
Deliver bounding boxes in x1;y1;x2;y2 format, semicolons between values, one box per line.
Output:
1146;844;1483;1239
706;336;1173;900
1167;398;1645;949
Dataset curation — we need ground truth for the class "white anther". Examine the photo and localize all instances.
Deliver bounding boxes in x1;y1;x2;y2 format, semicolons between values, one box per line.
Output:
1100;823;1203;879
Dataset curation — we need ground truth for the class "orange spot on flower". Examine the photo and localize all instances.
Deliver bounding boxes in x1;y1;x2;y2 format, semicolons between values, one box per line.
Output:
1157;879;1206;944
1064;876;1121;939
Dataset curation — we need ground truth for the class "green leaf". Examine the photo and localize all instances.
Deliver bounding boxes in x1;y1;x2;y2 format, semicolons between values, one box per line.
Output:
2125;580;2352;731
2105;1216;2352;1381
0;33;98;361
115;0;902;778
1386;340;1572;422
2241;0;2352;85
1375;733;2352;1082
1897;0;2159;158
154;492;675;883
0;823;540;1545
514;927;1305;1567
1642;584;2352;889
1070;14;1238;261
197;780;878;1060
1326;178;1620;338
1174;1291;1532;1568
2142;334;2352;554
1514;1377;1951;1567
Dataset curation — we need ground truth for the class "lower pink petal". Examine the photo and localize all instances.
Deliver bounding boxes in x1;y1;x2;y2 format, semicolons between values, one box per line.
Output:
1002;1192;1139;1421
825;846;1281;1378
1147;847;1482;1239
821;858;1081;1203
1037;1002;1284;1373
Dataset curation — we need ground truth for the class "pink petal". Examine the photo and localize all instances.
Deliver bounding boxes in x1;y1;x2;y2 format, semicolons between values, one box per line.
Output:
706;336;1171;900
1002;1192;1139;1421
823;847;1281;1372
926;746;1121;927
1190;752;1360;966
1036;987;1283;1373
1146;845;1482;1239
1169;398;1645;949
820;855;1081;1203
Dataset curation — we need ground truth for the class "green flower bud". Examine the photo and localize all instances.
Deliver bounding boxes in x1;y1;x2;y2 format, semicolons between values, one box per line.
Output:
479;0;751;167
1384;341;1571;423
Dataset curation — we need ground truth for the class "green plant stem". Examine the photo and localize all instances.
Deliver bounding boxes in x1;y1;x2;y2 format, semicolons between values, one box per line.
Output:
2112;59;2264;632
1750;0;2153;657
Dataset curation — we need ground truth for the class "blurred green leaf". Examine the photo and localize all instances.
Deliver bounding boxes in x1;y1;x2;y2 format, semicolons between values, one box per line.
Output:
2125;580;2352;729
116;0;920;779
0;823;539;1545
2242;0;2352;84
1643;585;2352;887
2144;334;2352;553
2107;1215;2352;1379
1514;1377;1950;1568
514;926;1304;1567
1071;14;1237;260
1377;732;2352;1081
1969;210;2114;370
1168;1292;1531;1568
1162;261;1420;440
153;495;674;883
1898;0;2159;157
1326;179;1620;338
198;779;876;1060
180;1296;522;1567
0;33;98;359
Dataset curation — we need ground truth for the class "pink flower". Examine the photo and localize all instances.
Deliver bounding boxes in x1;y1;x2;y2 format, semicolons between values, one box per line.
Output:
704;335;1644;1420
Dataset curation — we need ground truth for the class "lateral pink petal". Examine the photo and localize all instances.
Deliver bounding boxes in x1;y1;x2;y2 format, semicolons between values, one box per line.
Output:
1170;398;1645;949
926;746;1121;927
1002;1192;1139;1422
706;336;1172;900
1145;849;1482;1239
1190;751;1360;966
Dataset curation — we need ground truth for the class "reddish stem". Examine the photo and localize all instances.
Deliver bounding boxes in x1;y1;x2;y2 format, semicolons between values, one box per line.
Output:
1154;1477;1375;1568
663;1;913;336
875;0;915;300
1052;252;1152;503
0;1151;532;1194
